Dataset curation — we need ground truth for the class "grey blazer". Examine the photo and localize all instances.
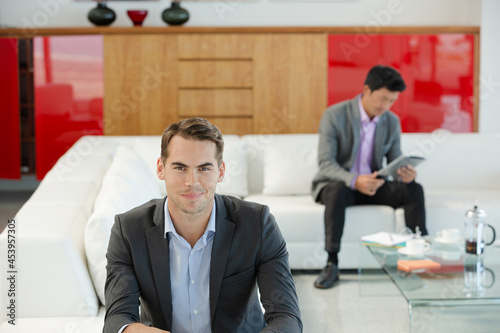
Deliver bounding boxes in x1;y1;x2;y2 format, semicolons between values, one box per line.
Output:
103;194;302;333
312;95;402;202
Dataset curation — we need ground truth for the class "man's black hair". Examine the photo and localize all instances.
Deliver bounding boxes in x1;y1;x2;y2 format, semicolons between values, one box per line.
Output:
364;65;406;92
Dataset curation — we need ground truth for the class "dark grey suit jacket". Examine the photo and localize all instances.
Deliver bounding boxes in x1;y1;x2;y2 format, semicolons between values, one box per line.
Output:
103;194;302;333
312;95;402;202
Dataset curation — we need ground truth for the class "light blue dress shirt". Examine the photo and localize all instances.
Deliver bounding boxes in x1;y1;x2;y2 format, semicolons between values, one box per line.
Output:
164;198;215;333
117;199;215;333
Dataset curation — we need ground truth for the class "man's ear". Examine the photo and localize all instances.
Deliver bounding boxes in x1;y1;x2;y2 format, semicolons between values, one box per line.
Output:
157;157;165;180
217;161;225;183
362;84;372;95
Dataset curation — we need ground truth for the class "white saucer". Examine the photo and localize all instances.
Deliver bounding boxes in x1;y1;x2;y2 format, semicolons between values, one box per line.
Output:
398;247;431;257
434;237;463;245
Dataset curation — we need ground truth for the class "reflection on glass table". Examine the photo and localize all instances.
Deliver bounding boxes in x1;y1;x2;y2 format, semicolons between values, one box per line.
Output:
359;240;500;332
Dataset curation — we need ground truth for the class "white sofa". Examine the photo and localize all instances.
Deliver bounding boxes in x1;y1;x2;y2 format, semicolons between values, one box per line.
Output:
1;131;500;331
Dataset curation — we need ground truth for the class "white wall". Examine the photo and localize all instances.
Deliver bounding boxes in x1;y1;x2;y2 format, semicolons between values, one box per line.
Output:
479;0;500;133
0;0;480;28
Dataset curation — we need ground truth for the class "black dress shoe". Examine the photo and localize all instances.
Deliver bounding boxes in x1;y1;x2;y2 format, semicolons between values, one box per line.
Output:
314;262;339;289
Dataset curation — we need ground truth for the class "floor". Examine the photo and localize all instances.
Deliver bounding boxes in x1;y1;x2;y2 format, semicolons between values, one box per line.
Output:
293;271;409;332
0;186;412;332
0;190;34;234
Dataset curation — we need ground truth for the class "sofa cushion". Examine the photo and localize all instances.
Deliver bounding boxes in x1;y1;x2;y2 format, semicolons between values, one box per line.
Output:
216;135;248;198
262;134;318;195
28;180;99;217
401;132;500;191
131;136;167;196
85;145;162;305
0;203;99;320
245;194;395;269
0;307;105;333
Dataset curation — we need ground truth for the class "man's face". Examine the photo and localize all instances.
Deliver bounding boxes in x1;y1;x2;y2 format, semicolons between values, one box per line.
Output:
157;135;225;217
361;85;400;119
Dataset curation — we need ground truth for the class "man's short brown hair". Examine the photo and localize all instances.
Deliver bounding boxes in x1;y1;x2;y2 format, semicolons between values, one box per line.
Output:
161;118;224;166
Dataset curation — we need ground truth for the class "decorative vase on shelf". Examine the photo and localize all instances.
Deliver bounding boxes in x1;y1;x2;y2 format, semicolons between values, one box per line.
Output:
162;1;189;26
88;2;116;26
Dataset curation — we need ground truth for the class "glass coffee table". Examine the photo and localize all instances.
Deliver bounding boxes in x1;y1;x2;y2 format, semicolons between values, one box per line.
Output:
359;239;500;332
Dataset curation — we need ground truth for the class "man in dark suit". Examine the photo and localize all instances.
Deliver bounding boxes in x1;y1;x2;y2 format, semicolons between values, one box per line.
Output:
104;118;302;333
312;65;428;289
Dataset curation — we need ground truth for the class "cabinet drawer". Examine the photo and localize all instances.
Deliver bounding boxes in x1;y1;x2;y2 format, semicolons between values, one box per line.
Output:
183;117;253;136
178;34;253;59
178;60;253;88
178;89;252;117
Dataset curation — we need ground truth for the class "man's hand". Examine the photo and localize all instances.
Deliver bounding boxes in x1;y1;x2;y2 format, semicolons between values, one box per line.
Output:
354;172;385;196
124;323;170;333
396;165;417;183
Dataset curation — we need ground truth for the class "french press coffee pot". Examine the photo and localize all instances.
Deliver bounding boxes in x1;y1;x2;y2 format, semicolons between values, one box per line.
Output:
465;206;496;255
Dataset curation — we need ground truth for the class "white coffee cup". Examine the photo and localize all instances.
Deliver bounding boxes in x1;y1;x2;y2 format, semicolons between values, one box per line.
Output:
437;228;461;243
405;238;430;255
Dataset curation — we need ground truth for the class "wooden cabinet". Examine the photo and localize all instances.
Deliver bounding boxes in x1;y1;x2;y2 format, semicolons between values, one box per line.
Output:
253;34;328;134
104;34;178;136
104;33;328;136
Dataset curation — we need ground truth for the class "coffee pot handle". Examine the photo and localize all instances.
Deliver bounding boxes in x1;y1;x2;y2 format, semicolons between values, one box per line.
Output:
485;224;496;246
485;268;496;288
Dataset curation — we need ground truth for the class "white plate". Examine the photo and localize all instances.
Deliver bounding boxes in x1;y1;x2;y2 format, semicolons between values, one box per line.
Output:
398;247;431;257
434;237;463;245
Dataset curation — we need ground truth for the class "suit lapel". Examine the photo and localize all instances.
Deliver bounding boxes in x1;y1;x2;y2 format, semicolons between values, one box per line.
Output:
349;97;361;167
146;197;173;329
209;195;235;322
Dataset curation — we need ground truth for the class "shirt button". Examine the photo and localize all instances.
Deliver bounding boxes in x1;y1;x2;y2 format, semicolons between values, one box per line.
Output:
194;310;198;315
191;280;195;284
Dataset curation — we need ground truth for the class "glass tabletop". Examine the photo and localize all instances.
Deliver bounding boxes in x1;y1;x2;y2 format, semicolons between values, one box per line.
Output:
363;240;500;305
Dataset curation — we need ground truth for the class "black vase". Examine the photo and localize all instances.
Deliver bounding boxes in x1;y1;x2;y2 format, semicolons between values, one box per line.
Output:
88;2;116;26
162;2;189;26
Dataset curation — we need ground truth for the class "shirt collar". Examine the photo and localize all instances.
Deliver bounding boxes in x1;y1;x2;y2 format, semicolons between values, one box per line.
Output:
358;94;379;124
164;198;216;245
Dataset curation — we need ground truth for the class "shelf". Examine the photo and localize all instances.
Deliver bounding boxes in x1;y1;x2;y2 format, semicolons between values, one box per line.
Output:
0;26;480;37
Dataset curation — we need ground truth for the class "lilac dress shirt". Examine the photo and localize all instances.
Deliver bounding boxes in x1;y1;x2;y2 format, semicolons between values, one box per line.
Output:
349;95;379;188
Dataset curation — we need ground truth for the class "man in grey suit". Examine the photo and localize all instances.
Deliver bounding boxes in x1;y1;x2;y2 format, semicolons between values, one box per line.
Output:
104;118;302;332
312;65;427;289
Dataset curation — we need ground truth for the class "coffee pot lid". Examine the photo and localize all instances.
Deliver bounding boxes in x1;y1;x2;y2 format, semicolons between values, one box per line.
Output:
465;205;487;218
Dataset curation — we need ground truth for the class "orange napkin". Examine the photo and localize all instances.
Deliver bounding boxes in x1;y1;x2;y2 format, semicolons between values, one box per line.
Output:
397;259;441;272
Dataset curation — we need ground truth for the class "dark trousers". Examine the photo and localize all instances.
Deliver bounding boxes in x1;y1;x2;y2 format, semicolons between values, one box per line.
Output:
320;180;427;254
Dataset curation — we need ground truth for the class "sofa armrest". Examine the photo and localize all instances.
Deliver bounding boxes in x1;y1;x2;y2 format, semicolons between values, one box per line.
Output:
0;203;99;323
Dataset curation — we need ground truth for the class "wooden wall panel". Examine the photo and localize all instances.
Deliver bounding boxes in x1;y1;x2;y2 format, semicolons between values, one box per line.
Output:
178;60;253;88
179;116;253;136
104;35;178;135
177;34;253;59
253;34;328;134
178;89;253;117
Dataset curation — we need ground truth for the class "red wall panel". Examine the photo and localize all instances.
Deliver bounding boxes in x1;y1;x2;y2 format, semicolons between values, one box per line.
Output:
328;34;475;133
0;38;21;179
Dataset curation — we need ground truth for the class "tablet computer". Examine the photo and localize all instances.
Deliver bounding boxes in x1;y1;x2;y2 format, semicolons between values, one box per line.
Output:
377;155;425;178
